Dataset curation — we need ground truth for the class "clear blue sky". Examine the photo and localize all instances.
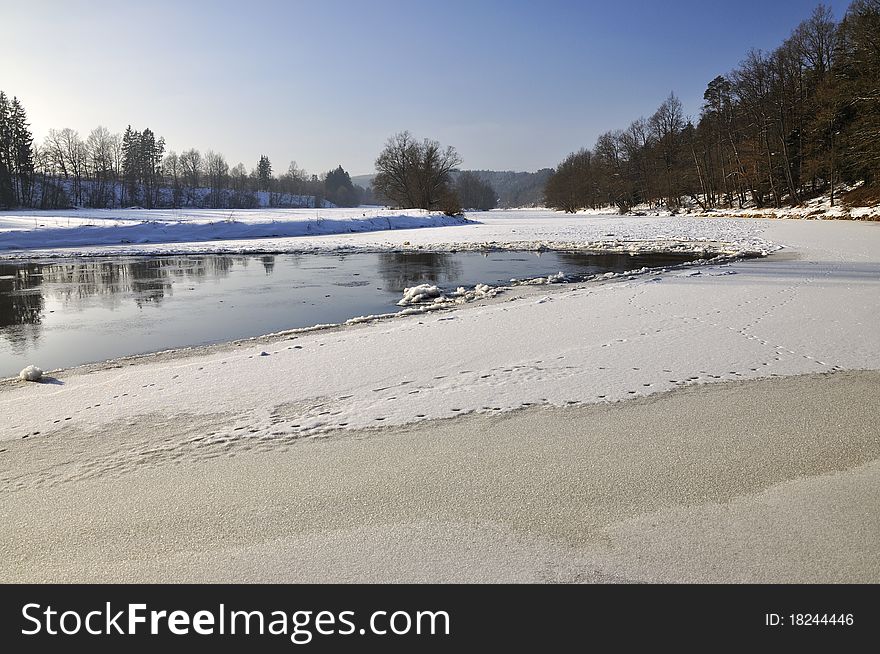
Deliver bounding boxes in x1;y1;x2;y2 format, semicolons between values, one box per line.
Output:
1;0;853;176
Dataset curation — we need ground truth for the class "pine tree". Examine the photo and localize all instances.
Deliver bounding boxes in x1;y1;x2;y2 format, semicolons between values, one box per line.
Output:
121;126;141;206
140;128;162;208
0;91;13;207
324;165;355;206
257;155;272;192
10;97;34;206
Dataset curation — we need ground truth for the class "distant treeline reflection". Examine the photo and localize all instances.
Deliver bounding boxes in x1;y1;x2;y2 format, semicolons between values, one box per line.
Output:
0;251;470;343
0;256;260;335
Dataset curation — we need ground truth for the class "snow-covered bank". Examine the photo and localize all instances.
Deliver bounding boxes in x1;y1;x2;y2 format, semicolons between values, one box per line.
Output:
0;208;474;254
569;187;880;221
0;208;775;259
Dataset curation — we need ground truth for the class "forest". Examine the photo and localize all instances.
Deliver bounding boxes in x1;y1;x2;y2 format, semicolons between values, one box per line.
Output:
544;1;880;213
0;101;368;210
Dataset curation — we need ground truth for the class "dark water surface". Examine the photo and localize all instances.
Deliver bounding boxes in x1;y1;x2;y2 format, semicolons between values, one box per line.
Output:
0;250;703;376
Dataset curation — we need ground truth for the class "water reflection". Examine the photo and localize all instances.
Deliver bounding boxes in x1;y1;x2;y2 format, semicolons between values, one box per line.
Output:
0;265;44;327
555;251;681;271
375;252;463;291
0;256;247;328
260;255;275;275
0;264;45;351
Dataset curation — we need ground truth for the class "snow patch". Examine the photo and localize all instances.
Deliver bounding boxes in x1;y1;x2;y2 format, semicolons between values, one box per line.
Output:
398;284;444;306
19;365;43;382
0;209;476;253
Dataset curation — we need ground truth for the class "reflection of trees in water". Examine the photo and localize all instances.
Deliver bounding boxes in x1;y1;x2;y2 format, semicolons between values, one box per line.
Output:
375;253;463;291
166;255;239;280
126;259;173;307
260;255;275;275
554;251;631;274
555;251;700;274
0;264;45;349
0;255;254;324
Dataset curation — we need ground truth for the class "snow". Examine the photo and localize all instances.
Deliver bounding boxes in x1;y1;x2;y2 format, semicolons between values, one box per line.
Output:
602;188;880;222
0;207;774;259
395;282;501;308
18;365;43;382
0;208;474;254
398;284;444;306
1;214;878;456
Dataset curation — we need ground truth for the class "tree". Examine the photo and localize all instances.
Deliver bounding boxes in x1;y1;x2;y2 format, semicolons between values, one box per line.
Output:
0;92;14;207
649;92;686;208
544;149;596;212
85;126;118;207
179;148;202;205
455;171;497;210
373;131;462;213
121;126;140;205
229;162;257;208
283;160;307;197
10;98;34;206
204;150;228;207
164;151;182;207
140;128;165;208
42;127;87;207
595;130;638;212
324;165;357;207
256;155;272;192
833;0;880;187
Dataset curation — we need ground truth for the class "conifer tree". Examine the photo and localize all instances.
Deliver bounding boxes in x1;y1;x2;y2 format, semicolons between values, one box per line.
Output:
10;97;35;206
257;155;272;192
0;92;13;207
121;126;140;205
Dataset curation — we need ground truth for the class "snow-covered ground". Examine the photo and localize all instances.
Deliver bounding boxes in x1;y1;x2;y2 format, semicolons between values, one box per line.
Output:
0;207;774;259
0;208;475;254
572;189;880;221
1;215;878;486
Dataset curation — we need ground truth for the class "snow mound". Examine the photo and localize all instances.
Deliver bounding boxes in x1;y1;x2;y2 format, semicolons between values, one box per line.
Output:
19;365;43;382
520;271;571;285
398;284;443;306
396;282;501;308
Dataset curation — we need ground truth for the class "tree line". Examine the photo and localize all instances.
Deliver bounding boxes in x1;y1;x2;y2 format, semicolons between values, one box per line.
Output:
0;97;369;210
0;92;34;208
544;1;880;213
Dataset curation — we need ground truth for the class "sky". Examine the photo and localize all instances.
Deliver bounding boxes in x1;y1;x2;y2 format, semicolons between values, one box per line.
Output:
1;0;854;176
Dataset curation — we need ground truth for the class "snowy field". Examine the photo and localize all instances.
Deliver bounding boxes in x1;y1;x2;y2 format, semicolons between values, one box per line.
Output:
0;207;775;259
0;208;474;254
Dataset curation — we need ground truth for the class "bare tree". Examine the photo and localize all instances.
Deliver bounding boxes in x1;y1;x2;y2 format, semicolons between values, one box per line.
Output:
85;126;120;207
204;150;228;208
649;93;685;208
179;148;202;206
373;131;462;213
455;171;497;210
163;151;182;207
43;128;87;206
